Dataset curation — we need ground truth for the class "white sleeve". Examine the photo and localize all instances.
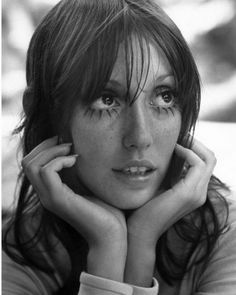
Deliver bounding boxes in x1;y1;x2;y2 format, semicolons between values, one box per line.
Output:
78;272;159;295
78;272;133;295
131;277;159;295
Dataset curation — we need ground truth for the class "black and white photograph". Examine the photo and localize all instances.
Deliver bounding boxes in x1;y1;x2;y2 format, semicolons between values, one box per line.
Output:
2;0;236;294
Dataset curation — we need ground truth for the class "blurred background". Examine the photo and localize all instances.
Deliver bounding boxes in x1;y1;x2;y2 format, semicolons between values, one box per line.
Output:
2;0;236;213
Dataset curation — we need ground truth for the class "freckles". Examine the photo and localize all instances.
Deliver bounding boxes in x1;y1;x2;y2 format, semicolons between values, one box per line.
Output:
75;126;114;159
166;112;181;135
152;116;181;153
153;115;181;135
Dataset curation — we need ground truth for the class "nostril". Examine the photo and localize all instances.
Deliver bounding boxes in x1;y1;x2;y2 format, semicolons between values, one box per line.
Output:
122;131;152;151
122;106;153;151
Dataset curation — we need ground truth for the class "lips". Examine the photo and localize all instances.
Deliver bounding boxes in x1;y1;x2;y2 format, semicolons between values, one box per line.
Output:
113;160;157;177
122;166;152;175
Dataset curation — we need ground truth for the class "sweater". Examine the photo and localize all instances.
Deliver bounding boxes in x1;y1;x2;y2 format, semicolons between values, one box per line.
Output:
2;194;236;295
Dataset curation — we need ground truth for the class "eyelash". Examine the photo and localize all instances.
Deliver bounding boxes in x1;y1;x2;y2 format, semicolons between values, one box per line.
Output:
84;95;120;119
101;108;119;118
85;86;179;119
151;86;178;115
154;106;174;116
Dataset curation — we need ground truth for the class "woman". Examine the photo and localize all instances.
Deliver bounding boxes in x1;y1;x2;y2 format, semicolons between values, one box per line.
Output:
3;0;236;294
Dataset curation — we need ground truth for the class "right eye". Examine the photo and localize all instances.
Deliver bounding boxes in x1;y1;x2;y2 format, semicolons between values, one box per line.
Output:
90;94;120;111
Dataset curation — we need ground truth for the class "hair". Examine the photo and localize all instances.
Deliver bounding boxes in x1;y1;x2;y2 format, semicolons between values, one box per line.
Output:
3;0;229;294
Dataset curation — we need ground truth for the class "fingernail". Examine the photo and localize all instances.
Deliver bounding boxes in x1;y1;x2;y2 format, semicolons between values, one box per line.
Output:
61;142;73;146
70;154;79;158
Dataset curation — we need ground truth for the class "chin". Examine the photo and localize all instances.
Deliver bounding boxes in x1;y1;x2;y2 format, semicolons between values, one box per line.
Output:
108;191;155;210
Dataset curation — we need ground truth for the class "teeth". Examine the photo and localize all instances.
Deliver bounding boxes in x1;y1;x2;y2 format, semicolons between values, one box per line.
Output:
130;167;138;173
123;167;150;175
139;167;147;173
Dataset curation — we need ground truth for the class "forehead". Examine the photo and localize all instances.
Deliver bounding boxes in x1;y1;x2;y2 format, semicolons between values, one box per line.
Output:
109;36;172;83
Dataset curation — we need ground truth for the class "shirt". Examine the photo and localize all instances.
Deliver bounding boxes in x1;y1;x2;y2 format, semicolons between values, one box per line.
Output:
2;194;236;295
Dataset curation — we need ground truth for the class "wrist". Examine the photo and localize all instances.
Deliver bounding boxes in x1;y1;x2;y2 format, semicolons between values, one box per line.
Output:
127;218;160;248
87;241;127;282
125;237;156;287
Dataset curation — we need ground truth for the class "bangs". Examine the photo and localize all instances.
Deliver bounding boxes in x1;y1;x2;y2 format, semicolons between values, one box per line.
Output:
68;6;155;108
50;0;200;136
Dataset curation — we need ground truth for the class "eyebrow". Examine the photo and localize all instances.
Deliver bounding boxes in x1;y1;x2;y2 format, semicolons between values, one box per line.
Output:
106;80;123;88
154;73;174;82
106;73;174;89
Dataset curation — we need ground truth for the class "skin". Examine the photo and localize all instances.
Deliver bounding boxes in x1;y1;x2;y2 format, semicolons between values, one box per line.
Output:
22;39;216;289
71;40;182;209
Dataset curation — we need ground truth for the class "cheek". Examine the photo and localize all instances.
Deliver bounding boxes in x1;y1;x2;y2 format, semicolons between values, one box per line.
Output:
71;119;117;166
155;114;181;152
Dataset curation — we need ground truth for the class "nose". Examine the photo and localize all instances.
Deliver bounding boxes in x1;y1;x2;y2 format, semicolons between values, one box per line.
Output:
122;102;153;152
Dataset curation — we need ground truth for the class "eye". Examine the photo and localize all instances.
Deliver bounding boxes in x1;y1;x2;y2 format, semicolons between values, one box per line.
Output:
151;86;176;108
91;94;120;110
85;92;122;119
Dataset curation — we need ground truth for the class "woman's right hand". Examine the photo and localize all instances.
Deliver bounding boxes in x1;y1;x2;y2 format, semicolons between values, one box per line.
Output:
21;136;127;281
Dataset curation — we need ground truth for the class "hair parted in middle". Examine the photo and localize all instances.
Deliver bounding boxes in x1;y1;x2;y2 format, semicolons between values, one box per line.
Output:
6;2;228;295
22;0;200;155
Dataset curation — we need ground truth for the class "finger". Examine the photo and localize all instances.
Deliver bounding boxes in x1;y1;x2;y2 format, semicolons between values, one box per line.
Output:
39;155;78;193
22;136;58;164
191;138;217;172
39;156;121;241
174;144;205;189
175;143;205;170
22;144;73;190
25;173;48;199
24;143;73;169
23;147;75;199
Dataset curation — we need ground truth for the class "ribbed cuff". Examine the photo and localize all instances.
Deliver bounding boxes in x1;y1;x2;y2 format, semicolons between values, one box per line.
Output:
131;278;159;295
79;272;133;295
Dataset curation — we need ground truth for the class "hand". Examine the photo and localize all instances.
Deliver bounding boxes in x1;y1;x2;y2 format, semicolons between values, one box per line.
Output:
125;138;216;286
21;136;127;281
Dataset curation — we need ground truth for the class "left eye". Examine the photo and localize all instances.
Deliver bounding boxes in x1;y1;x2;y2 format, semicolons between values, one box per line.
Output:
91;95;119;110
151;87;176;108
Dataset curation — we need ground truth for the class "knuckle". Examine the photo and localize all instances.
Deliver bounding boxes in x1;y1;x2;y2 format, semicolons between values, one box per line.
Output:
198;160;205;169
22;161;38;175
196;194;205;207
207;150;217;164
192;189;207;208
21;159;31;172
21;158;27;169
185;148;194;158
209;150;215;157
180;187;206;209
208;149;215;158
39;165;50;177
212;154;217;166
178;189;191;203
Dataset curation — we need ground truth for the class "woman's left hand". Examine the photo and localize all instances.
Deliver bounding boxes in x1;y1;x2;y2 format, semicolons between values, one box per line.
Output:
124;139;217;287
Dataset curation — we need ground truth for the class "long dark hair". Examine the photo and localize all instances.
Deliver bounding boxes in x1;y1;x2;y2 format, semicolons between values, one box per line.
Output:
3;0;229;294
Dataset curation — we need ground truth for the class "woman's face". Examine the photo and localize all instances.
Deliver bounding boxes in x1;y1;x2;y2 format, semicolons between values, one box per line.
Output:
70;40;181;209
